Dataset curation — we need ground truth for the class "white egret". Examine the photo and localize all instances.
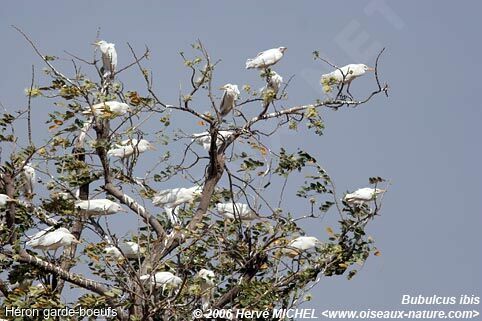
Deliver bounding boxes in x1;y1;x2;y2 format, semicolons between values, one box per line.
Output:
0;194;14;207
22;163;35;197
107;139;155;159
104;241;141;260
82;101;131;117
219;84;240;117
216;202;257;221
192;131;234;151
343;187;385;205
285;236;321;258
246;47;287;69
321;64;374;90
261;71;283;95
197;269;215;310
26;227;80;251
75;199;124;216
94;40;117;77
197;268;215;285
140;271;182;293
152;186;202;224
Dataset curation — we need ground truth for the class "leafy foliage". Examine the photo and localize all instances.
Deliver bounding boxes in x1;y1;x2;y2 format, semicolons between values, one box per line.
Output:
0;35;388;321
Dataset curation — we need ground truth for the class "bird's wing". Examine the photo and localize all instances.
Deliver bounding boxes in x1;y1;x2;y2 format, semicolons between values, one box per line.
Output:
27;226;53;242
256;50;267;57
219;91;229;116
38;231;65;248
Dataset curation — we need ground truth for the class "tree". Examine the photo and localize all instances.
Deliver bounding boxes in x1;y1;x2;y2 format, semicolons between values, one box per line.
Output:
0;28;389;321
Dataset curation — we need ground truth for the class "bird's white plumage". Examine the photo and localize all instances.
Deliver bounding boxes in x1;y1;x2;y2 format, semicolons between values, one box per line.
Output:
288;236;320;251
22;163;35;196
321;64;373;85
140;271;182;290
192;131;234;151
152;186;202;224
219;84;240;117
197;269;215;310
104;241;141;259
83;101;131;117
284;236;321;258
246;47;287;69
262;71;283;94
0;194;14;206
197;269;215;285
26;227;80;250
75;199;124;216
107;139;155;158
152;186;202;208
95;40;117;77
216;202;257;221
343;187;385;205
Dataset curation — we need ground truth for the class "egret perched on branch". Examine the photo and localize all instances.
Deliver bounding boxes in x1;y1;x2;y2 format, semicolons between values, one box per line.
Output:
321;64;374;95
261;71;283;95
285;236;321;258
152;186;202;224
197;269;215;310
107;139;156;159
104;241;142;260
216;202;257;221
343;187;385;205
93;40;117;78
22;163;35;197
26;227;80;251
140;271;182;293
246;47;287;69
82;101;131;117
219;84;240;117
192;131;234;151
0;194;15;207
75;199;125;216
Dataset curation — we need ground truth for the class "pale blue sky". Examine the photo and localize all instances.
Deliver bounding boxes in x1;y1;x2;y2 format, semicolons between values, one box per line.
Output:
1;1;481;319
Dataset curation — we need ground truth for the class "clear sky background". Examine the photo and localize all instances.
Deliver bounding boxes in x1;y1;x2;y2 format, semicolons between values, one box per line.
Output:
1;1;481;320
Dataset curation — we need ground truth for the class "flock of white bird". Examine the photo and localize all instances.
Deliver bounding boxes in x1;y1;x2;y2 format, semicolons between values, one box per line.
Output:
77;44;373;158
3;166;385;262
0;43;383;297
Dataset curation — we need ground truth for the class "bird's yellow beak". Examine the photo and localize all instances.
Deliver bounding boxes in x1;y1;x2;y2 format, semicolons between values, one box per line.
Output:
219;86;226;90
92;41;100;46
367;67;375;72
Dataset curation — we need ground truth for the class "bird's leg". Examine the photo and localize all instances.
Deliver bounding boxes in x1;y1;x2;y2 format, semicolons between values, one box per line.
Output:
265;68;272;83
346;81;354;100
